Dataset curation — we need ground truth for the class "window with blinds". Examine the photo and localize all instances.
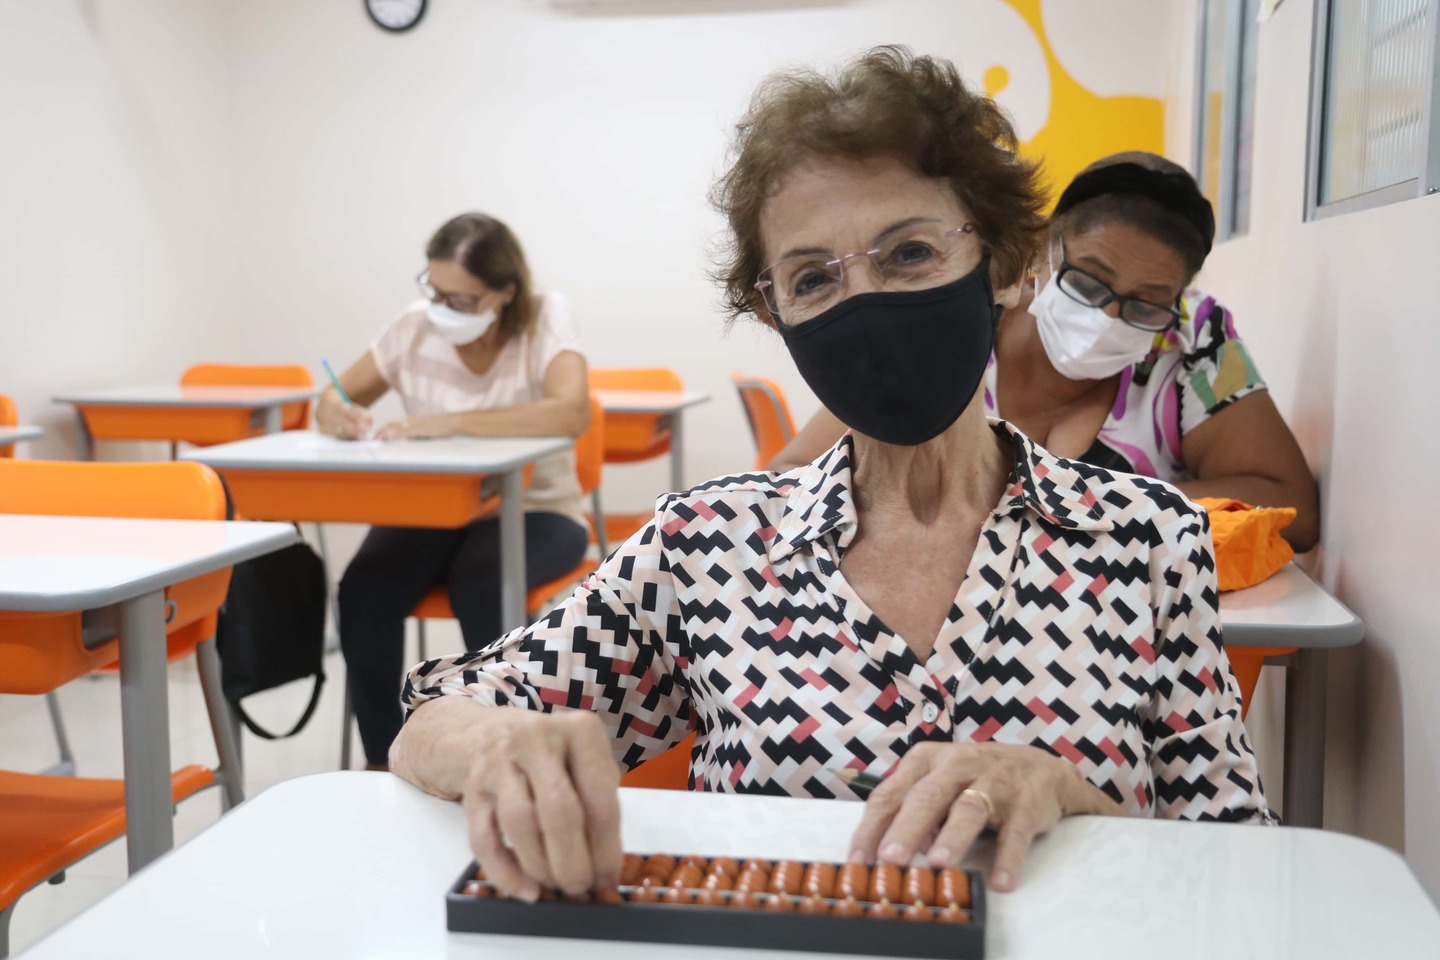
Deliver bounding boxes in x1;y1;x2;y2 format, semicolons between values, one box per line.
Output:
1309;0;1439;217
1194;0;1261;241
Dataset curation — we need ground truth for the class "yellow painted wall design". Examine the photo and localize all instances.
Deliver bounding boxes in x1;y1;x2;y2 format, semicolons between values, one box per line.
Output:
992;0;1166;208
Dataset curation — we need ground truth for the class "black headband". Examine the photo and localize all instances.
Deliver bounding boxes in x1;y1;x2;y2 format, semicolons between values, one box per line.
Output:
1052;162;1215;258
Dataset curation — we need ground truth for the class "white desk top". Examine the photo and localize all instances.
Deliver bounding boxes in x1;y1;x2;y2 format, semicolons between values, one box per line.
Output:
1218;562;1363;648
20;773;1438;960
0;515;296;612
53;384;319;408
0;425;42;444
595;389;711;414
181;430;573;475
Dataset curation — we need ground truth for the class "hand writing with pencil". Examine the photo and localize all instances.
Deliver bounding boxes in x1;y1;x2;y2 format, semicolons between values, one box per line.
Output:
375;414;454;441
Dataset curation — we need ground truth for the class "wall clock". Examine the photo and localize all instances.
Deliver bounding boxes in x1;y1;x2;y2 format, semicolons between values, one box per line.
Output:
365;0;427;33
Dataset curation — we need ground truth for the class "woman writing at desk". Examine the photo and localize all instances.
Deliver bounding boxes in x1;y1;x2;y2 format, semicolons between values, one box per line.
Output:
315;213;590;771
392;48;1274;901
771;151;1320;552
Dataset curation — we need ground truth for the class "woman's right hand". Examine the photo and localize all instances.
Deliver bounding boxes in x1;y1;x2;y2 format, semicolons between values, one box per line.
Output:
461;709;623;901
315;389;373;439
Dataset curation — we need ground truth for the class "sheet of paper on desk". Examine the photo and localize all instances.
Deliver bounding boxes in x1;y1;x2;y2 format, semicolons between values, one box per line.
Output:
294;436;384;450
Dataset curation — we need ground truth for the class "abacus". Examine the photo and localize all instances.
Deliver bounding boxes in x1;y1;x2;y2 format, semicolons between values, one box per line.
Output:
447;852;986;958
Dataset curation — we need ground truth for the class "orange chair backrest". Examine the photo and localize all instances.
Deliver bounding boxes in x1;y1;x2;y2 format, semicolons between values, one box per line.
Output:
731;374;796;470
0;460;232;694
0;393;16;460
588;367;683;461
575;395;606;495
181;363;314;431
619;732;694;791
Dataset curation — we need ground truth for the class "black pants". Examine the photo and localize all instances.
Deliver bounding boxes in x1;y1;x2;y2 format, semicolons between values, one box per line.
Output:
338;511;588;765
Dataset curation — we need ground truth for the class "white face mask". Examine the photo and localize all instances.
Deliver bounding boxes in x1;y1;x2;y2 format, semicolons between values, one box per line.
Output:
426;301;497;345
1028;245;1158;381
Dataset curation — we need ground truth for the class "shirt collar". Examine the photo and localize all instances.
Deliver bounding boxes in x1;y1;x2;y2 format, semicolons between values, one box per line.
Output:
768;420;1113;563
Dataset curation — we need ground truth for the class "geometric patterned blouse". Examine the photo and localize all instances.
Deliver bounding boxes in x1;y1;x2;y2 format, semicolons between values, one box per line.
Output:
402;421;1276;823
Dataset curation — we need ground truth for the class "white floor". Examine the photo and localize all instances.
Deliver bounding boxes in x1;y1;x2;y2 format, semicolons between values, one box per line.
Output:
0;620;467;956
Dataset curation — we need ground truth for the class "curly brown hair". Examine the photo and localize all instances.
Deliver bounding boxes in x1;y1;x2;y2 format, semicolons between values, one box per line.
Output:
712;45;1047;323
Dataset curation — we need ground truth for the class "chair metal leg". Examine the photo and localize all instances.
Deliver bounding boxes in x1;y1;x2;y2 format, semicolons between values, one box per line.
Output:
195;638;244;812
417;619;428;661
590;489;610;559
44;691;76;777
339;671;354;770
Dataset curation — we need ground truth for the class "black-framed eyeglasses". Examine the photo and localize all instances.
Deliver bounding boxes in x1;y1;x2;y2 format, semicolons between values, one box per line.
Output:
416;270;483;314
1055;262;1182;332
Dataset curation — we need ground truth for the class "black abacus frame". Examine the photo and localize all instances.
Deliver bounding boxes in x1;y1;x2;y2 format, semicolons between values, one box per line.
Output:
445;860;987;959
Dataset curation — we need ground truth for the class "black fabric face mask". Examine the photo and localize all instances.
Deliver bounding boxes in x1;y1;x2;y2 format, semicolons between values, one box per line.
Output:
775;259;998;447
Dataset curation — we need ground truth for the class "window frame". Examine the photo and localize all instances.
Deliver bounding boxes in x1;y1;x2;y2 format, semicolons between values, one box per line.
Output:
1304;0;1440;221
1193;0;1257;242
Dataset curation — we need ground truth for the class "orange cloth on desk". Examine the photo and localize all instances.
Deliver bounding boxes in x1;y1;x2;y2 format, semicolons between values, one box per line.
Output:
1195;497;1296;592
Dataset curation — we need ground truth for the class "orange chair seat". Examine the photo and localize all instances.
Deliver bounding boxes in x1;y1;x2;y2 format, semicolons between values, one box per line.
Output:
621;733;693;791
1227;645;1296;720
0;765;212;909
587;511;652;550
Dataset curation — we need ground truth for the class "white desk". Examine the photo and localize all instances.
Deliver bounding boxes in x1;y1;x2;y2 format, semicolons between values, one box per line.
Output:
0;514;296;873
0;425;42;446
595;389;710;491
54;385;319;459
1219;564;1363;829
181;431;573;634
18;773;1439;959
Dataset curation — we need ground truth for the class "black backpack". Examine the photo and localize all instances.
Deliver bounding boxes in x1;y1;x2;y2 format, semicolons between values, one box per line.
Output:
215;496;328;739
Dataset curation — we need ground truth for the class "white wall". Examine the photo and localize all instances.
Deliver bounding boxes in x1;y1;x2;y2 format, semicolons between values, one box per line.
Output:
1167;1;1440;894
0;0;235;460
219;0;1169;509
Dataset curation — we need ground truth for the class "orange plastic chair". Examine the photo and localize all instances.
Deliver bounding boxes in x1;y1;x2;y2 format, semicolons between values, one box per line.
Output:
620;733;694;791
731;374;797;471
0;459;241;953
0;394;17;460
1228;646;1296;721
180;363;314;434
586;368;684;554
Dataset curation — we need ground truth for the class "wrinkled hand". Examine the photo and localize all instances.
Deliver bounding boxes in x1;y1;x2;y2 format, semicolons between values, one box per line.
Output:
375;414;453;441
462;710;622;902
316;399;373;440
848;742;1122;892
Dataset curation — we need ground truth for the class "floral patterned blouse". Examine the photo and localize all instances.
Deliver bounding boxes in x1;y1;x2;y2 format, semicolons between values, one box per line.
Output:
984;289;1266;480
402;421;1275;823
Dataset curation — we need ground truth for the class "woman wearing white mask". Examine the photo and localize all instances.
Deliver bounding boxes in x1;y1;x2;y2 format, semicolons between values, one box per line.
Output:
772;152;1319;552
316;212;590;770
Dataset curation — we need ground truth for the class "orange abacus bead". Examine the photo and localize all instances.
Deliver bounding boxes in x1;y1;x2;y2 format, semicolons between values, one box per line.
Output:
741;858;771;874
796;895;829;916
903;866;936;906
594;888;624;905
802;862;837;899
837;863;870;899
732;891;767;911
641;854;677;881
937;868;972;909
662;887;695;905
702;871;734;891
669;864;704;889
734;868;768;894
709;857;741;877
679;855;709;870
936;905;973;924
902;902;933;923
693;888;727;908
768;861;804;896
461;881;491;898
867;900;900;920
831;896;865;919
868;864;902;904
619;854;644;886
628;885;660;903
763;893;794;913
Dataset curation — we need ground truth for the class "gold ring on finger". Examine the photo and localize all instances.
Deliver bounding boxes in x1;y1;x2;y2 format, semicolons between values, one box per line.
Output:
961;787;996;826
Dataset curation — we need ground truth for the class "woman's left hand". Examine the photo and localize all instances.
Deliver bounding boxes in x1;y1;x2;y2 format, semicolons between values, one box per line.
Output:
847;741;1125;892
375;414;454;441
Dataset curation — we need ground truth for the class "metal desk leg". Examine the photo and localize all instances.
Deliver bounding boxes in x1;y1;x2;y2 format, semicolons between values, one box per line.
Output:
75;410;94;461
260;405;283;434
669;410;686;492
499;469;527;633
1282;648;1329;828
118;590;175;873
